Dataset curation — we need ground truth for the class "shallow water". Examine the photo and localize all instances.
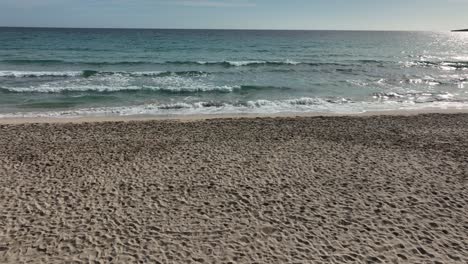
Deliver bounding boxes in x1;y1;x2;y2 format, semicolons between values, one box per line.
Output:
0;28;467;117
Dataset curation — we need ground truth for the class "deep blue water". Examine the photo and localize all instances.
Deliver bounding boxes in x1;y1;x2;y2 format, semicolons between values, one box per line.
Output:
0;27;467;117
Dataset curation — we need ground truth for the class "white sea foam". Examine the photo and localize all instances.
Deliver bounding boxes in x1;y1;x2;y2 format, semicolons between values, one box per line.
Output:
0;70;200;78
226;61;266;66
408;79;423;84
1;84;238;93
0;71;82;77
402;79;440;85
2;85;141;93
125;71;163;76
346;80;369;87
372;91;459;104
1;74;238;93
435;93;454;100
0;97;344;118
2;98;468;119
195;60;301;66
400;60;468;71
88;71;165;77
440;66;457;71
146;75;238;92
453;56;468;61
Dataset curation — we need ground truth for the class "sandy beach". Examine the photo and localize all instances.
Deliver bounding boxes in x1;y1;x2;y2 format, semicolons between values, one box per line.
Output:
0;113;467;263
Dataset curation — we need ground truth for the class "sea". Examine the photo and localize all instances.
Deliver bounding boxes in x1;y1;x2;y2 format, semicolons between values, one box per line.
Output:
0;27;467;118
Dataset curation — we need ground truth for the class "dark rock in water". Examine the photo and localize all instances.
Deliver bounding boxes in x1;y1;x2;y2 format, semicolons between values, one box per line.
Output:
452;29;468;32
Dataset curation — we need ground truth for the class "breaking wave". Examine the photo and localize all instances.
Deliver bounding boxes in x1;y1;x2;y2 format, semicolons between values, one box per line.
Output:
371;92;457;103
0;59;389;67
0;70;209;78
0;59;303;67
0;83;291;94
3;97;468;119
401;60;468;70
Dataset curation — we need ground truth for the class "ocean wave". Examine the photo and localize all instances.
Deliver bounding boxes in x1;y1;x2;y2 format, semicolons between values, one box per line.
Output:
0;97;349;117
0;84;292;94
0;58;394;68
139;95;461;112
0;59;354;68
80;70;209;78
352;59;385;64
237;85;291;91
0;59;303;67
154;98;342;110
167;60;390;67
0;70;209;78
401;60;468;70
0;59;149;66
372;92;455;103
166;60;302;67
4;98;468;118
374;78;442;86
0;84;238;93
0;71;83;78
0;59;66;65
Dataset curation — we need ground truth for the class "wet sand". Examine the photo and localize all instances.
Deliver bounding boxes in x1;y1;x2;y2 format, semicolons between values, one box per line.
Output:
0;113;467;263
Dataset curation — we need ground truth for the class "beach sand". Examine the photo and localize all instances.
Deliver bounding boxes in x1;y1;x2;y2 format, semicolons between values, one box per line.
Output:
0;113;467;263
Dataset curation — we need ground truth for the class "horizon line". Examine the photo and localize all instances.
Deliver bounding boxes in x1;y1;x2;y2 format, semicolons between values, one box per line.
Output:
0;26;450;32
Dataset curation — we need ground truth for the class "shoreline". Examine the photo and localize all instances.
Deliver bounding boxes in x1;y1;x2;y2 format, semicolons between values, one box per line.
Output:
1;107;468;124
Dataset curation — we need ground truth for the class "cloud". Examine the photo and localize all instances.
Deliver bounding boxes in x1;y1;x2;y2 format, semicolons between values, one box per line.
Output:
171;0;255;7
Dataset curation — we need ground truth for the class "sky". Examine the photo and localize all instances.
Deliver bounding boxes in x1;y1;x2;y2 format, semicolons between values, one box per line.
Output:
0;0;467;31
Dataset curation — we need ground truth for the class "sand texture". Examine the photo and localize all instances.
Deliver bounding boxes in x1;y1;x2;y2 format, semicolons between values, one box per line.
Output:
0;114;467;263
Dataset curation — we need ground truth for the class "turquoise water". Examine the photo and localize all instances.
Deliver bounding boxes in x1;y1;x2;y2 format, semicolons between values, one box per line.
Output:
0;28;467;117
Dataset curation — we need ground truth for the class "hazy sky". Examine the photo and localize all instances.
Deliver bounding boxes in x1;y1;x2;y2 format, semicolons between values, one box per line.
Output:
0;0;467;30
